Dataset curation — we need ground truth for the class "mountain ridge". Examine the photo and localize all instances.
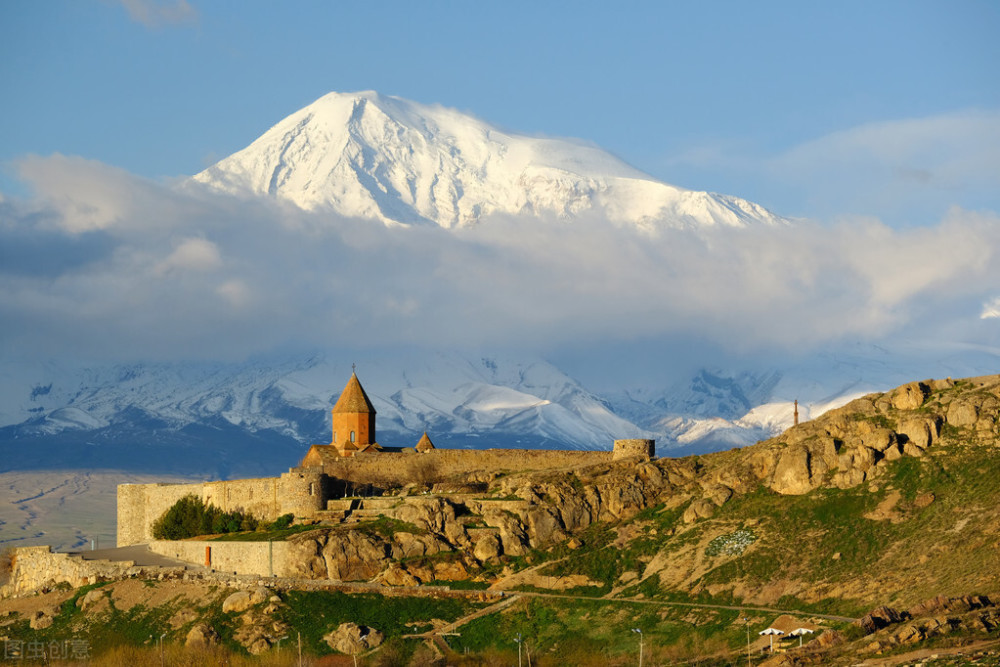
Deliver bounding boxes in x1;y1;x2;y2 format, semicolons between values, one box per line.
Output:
190;90;784;230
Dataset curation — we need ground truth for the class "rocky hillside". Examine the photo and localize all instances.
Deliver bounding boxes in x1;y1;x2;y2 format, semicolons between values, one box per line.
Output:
253;375;998;618
2;374;997;665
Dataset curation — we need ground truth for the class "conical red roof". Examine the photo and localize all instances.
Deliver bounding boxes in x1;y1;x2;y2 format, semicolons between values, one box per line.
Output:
332;373;376;414
415;431;435;452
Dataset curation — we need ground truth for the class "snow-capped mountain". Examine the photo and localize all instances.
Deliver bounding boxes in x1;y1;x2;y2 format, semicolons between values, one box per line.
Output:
3;342;995;478
191;91;783;231
0;353;653;477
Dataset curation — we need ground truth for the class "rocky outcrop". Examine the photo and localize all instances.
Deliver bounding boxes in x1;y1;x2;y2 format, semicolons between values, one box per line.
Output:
324;622;384;654
286;530;390;581
185;623;219;648
222;587;270;613
857;605;908;634
724;375;1000;499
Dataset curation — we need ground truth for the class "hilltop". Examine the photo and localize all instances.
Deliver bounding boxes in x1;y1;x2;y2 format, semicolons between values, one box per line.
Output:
2;374;998;665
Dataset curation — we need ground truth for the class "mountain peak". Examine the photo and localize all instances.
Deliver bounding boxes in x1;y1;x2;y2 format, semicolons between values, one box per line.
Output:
192;91;783;230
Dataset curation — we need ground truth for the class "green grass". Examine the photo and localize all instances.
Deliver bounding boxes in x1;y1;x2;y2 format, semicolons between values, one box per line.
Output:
274;590;481;655
1;581;183;656
450;596;746;663
357;515;425;538
209;524;327;541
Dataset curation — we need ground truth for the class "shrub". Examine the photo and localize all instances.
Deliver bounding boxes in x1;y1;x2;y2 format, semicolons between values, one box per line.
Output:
151;495;260;540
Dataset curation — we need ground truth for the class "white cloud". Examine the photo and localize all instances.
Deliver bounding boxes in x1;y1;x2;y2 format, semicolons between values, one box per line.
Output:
982;297;1000;319
155;237;221;275
216;279;251;309
1;155;998;362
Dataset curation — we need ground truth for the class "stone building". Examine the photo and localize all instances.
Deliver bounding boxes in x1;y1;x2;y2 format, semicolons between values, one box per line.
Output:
329;371;378;455
117;371;652;547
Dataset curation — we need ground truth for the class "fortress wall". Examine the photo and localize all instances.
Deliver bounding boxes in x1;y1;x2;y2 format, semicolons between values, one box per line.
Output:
318;449;613;486
118;478;286;548
118;482;206;547
201;478;283;521
149;540;292;578
2;546;185;596
612;439;656;461
279;469;329;517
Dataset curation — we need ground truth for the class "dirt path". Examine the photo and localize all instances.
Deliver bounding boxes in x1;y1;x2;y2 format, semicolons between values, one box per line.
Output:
853;638;1000;666
516;589;859;623
67;544;209;570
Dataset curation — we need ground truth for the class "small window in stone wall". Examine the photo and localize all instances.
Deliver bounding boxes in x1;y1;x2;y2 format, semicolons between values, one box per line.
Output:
351;431;355;442
310;482;315;496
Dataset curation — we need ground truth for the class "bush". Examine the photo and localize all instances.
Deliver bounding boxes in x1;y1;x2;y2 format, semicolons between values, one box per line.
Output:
151;495;260;540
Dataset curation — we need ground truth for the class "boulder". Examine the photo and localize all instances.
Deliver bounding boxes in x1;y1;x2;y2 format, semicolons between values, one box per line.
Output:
185;623;219;648
473;533;502;562
29;610;54;630
324;622;384;655
525;506;566;547
860;427;897;453
389;497;456;534
890;382;930;410
391;532;448;560
222;591;254;614
893;624;924;644
433;560;470;581
769;446;814;495
897;416;938;449
707;485;733;507
379;564;420;587
857;605;906;634
682;498;716;523
321;531;391;581
947;401;979;427
77;588;107;611
482;509;529;557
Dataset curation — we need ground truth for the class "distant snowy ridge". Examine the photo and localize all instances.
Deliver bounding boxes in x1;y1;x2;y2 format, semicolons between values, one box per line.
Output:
191;91;784;231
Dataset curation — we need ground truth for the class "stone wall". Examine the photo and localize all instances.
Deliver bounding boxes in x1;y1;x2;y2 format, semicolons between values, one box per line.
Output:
202;478;283;519
118;476;295;547
118;482;207;547
149;540;293;578
318;448;613;486
612;439;656;461
118;449;615;547
1;546;185;596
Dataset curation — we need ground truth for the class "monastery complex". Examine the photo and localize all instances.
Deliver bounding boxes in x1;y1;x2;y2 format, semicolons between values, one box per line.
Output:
117;373;655;548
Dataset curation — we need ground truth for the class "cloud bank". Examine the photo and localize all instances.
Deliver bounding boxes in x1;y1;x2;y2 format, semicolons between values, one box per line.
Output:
1;154;998;363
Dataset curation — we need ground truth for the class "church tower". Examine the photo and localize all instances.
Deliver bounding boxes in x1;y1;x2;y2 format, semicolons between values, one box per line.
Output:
330;371;376;454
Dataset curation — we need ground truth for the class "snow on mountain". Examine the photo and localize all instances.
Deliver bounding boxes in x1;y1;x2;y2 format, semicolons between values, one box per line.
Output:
191;91;784;231
0;353;649;473
1;340;996;476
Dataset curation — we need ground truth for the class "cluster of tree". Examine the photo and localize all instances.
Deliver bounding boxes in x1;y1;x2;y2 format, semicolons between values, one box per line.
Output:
151;495;263;540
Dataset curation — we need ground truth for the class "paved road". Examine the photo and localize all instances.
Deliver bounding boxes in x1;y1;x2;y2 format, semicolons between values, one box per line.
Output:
66;544;207;570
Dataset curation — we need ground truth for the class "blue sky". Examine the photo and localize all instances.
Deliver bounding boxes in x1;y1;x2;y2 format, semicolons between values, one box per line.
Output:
1;0;997;225
1;1;998;366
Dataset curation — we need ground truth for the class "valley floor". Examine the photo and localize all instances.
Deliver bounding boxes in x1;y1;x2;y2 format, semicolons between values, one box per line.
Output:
0;471;201;552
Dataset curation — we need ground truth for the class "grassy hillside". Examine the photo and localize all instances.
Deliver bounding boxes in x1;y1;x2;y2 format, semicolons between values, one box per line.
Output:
2;375;998;665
